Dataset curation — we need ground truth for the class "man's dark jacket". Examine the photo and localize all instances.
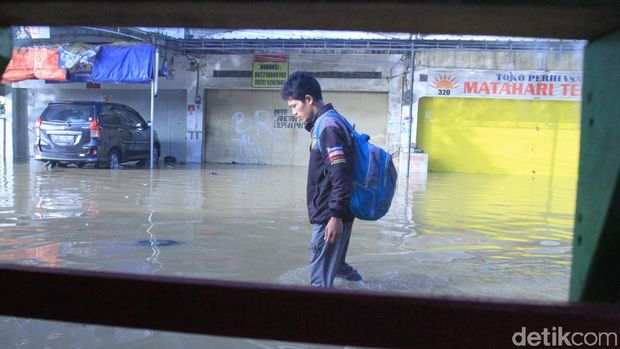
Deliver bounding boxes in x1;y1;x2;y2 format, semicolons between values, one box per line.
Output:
304;103;355;224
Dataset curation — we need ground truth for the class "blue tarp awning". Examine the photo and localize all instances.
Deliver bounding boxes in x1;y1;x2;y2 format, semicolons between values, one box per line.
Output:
91;45;154;84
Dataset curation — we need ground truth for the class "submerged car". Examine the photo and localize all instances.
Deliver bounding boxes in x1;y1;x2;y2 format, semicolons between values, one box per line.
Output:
34;101;160;168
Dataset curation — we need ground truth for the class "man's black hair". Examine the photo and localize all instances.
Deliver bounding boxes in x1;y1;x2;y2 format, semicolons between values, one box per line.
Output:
280;71;323;102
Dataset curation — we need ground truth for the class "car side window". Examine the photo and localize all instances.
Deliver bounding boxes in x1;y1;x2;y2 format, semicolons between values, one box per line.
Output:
98;105;115;125
106;109;123;126
114;109;133;128
127;111;145;128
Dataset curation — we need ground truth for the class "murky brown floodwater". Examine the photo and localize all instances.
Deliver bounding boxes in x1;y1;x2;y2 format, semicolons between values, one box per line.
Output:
0;159;577;348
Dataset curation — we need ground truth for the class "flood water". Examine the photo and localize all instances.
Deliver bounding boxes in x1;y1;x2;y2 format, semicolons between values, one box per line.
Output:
0;159;577;348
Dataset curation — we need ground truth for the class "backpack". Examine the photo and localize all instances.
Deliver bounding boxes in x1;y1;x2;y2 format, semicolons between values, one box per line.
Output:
315;111;397;220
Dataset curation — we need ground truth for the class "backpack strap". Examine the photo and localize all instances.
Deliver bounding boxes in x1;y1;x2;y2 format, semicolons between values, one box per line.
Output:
315;115;326;154
314;110;357;154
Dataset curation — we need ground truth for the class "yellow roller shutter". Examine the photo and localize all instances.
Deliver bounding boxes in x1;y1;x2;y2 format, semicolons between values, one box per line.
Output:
417;97;580;177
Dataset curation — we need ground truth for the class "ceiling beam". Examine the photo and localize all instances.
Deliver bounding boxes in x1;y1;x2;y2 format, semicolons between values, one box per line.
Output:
0;1;619;40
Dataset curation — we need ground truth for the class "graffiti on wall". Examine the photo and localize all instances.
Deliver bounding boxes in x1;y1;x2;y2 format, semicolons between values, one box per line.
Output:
231;109;290;163
273;108;306;129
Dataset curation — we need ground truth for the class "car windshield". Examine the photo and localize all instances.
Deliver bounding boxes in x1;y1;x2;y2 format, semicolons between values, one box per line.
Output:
43;104;94;123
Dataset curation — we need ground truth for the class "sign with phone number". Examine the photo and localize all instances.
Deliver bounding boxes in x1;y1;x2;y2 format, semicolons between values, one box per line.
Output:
252;55;289;88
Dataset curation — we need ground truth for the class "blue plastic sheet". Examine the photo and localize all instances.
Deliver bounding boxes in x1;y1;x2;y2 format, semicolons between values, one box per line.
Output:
91;45;154;84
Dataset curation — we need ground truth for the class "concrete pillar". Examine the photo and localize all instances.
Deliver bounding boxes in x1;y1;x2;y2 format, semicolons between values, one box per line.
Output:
11;88;29;162
0;84;11;164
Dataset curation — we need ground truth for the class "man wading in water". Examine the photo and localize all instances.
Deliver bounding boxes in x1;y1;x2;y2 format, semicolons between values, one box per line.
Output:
281;71;363;287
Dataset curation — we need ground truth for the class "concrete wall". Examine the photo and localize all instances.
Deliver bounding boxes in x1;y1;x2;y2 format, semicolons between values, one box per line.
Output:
415;50;584;71
204;89;388;166
3;48;584;165
6;53;404;163
190;53;404;162
0;87;11;163
11;88;28;162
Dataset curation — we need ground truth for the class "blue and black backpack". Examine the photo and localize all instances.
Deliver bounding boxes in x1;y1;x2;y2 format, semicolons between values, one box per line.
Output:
315;111;397;220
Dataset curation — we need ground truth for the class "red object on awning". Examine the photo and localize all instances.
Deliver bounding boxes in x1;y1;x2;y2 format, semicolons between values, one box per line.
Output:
33;47;66;81
1;47;66;83
1;48;35;82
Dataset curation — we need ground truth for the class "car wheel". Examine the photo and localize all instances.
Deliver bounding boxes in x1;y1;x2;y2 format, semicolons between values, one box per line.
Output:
77;162;86;168
137;146;159;167
109;149;122;169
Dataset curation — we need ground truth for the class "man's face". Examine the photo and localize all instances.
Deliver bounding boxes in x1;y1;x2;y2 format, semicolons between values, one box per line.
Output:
287;96;314;123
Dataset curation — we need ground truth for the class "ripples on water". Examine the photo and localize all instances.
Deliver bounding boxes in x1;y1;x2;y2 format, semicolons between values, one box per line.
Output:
0;161;576;299
371;171;575;301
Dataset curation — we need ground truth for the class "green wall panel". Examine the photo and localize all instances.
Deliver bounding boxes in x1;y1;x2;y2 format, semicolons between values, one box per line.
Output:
569;29;620;303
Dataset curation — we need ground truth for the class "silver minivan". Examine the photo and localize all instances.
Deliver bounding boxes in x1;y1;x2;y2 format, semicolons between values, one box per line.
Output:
34;101;160;168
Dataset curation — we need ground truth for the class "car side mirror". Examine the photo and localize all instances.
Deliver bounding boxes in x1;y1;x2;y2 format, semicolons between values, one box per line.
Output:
147;121;152;128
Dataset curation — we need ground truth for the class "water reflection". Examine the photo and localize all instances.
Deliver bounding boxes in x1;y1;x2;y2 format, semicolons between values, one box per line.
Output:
398;172;574;265
0;160;576;299
363;171;575;299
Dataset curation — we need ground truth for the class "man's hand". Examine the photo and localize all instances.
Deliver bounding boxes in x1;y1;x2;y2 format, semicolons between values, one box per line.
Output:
325;217;343;244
